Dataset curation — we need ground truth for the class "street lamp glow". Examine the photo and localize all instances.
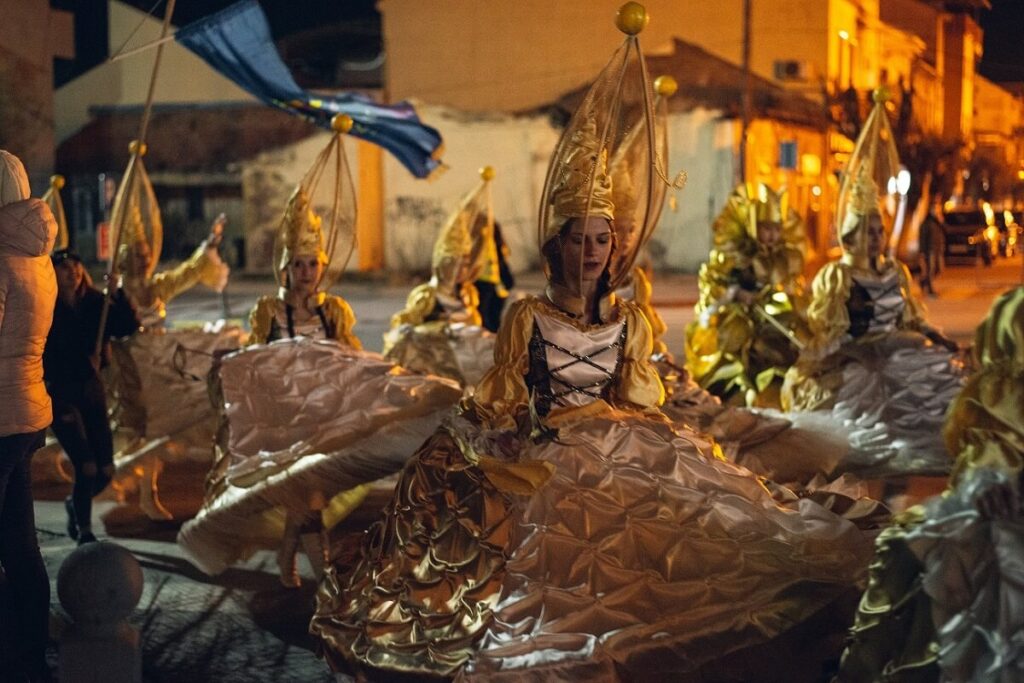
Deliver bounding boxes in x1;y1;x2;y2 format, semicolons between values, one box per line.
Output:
896;169;911;195
838;29;850;40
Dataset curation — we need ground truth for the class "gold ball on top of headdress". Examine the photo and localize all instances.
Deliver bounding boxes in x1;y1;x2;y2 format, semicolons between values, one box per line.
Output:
331;114;354;134
480;166;496;182
128;140;147;157
616;2;648;35
654;75;678;98
872;87;891;104
50;174;65;190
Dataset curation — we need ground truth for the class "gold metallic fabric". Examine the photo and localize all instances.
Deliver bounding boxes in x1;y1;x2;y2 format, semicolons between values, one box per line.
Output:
799;259;925;357
109;325;244;456
124;242;228;325
839;287;1024;682
388;282;482;330
177;339;462;575
247;292;361;349
835;91;901;271
473;296;663;430
382;321;494;388
684;185;808;407
312;301;876;679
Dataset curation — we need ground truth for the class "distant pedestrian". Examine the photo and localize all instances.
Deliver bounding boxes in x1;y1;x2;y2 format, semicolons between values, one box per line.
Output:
918;204;944;296
0;149;58;682
44;249;139;545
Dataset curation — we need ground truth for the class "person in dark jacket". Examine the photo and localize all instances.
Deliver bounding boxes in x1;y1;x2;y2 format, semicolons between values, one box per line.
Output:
44;249;139;544
0;149;57;683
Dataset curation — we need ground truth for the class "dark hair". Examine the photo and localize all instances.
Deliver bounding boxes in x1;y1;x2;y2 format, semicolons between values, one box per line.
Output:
51;248;82;266
542;218;616;295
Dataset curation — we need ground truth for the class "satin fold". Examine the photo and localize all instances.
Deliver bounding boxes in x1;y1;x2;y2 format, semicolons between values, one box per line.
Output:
177;339;461;575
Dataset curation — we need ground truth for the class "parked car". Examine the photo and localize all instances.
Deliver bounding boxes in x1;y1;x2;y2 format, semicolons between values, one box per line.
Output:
942;209;994;266
994;209;1022;258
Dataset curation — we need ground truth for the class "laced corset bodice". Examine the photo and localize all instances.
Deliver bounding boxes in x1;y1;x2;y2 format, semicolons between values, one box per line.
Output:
268;303;330;342
848;268;905;338
526;308;626;415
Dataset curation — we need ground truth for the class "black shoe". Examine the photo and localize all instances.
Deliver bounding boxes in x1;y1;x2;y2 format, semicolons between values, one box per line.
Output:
77;532;97;545
64;498;78;541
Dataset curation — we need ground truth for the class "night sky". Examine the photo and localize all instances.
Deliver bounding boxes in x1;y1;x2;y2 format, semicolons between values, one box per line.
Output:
978;0;1024;83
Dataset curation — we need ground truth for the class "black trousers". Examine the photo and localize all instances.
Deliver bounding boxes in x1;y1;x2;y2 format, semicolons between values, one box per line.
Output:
0;429;49;677
48;375;114;533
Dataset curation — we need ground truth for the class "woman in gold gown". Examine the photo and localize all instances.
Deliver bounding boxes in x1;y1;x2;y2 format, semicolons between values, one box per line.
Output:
685;183;808;408
838;286;1024;683
382;167;498;387
782;91;963;479
312;10;875;678
68;148;241;522
178;117;462;583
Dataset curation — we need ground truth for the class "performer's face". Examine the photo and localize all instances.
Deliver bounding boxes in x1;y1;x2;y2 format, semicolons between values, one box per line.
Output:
561;217;613;284
756;220;781;248
132;241;152;273
55;260;83;297
866;214;885;261
288;255;323;295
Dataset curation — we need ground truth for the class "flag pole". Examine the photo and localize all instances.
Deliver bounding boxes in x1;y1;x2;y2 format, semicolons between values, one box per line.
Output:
95;0;178;357
107;33;177;64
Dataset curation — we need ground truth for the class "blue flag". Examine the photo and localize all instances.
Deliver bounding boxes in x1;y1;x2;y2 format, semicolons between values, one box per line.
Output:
176;0;444;178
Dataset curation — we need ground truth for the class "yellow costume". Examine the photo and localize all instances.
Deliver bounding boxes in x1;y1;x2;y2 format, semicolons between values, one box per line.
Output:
685;183;808;408
781;90;964;478
246;182;361;349
179;116;462;585
313;8;875;679
839;286;1024;682
88;143;240;521
382;167;497;386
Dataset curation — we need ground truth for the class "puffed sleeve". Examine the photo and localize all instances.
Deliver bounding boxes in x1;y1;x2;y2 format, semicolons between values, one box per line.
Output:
614;301;665;409
247;296;277;345
460;281;483;327
696;249;736;313
805;261;852;350
895;260;927;330
631;268;668;355
148;242;229;305
323;295;363;351
471;297;535;429
390;283;437;328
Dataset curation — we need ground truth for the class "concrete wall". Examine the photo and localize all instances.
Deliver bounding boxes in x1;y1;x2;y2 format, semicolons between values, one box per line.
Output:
380;106;559;274
240;104;745;275
54;0;254;144
880;0;943;70
379;0;683;112
655;109;738;272
974;76;1023;169
0;0;74;189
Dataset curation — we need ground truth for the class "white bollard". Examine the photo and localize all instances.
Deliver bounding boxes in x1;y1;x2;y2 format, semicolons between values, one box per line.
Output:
56;541;144;683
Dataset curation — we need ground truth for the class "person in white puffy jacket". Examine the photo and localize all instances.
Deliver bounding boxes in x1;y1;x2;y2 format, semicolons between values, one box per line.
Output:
0;149;58;682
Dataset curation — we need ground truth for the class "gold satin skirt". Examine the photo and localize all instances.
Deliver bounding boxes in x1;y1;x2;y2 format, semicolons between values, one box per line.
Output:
312;402;875;679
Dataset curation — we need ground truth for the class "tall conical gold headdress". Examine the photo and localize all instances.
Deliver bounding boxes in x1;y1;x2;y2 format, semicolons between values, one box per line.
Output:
431;166;497;289
538;2;679;290
110;140;163;280
42;175;69;251
273;114;357;289
835;88;901;269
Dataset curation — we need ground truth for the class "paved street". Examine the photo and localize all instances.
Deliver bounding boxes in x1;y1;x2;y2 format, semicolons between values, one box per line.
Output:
27;257;1024;682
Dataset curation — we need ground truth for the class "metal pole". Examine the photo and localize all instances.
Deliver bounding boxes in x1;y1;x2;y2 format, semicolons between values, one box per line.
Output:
739;0;752;185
